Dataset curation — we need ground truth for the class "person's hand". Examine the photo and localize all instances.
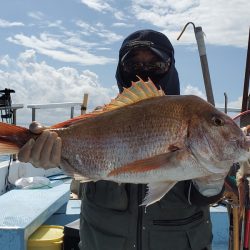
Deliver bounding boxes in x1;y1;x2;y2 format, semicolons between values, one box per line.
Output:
241;125;250;136
193;173;226;197
18;121;62;169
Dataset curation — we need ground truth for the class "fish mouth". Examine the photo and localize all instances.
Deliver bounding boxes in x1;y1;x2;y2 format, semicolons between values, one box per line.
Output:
231;136;250;162
229;135;250;152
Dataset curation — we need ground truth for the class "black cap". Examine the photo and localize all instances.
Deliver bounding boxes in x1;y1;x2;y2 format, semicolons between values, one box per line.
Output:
119;30;173;62
121;41;171;63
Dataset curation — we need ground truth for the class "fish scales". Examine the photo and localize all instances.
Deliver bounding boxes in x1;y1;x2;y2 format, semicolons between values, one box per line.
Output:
55;96;189;179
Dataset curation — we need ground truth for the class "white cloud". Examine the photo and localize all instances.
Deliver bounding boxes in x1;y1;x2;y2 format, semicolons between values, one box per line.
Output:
0;55;10;67
217;96;243;121
113;11;126;21
28;11;44;20
97;47;111;51
112;22;134;28
80;0;114;13
47;20;63;28
130;0;250;48
80;0;127;21
182;84;206;100
0;18;24;28
7;33;115;65
76;20;98;33
76;20;123;43
28;11;65;31
97;29;123;43
0;50;117;125
227;96;242;110
213;95;242;112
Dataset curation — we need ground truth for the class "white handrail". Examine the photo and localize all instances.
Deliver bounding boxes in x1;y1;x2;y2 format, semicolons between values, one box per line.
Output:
27;102;82;121
27;102;81;109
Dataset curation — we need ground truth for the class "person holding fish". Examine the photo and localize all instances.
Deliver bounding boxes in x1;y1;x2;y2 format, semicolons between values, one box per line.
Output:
7;29;249;249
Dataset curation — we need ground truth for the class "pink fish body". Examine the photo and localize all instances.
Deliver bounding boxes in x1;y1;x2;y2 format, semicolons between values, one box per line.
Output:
0;79;249;205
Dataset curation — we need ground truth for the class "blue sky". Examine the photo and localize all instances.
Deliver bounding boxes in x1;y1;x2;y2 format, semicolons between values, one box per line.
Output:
0;0;249;124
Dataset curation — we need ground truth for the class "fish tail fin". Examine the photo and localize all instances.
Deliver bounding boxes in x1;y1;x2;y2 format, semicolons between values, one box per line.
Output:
0;122;31;155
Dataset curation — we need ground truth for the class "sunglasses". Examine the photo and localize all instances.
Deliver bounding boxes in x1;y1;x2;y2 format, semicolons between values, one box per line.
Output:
122;58;171;75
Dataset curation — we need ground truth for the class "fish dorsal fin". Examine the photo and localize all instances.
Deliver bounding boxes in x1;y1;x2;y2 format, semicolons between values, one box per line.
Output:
51;78;164;129
101;77;165;112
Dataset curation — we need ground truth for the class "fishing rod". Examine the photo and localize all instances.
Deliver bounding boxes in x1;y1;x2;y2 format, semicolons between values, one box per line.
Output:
241;28;250;114
224;164;241;250
240;28;250;130
177;22;215;106
236;29;250;249
243;177;250;250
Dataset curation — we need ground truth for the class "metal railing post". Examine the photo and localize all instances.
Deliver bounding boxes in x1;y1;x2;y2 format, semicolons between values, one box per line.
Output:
32;108;36;121
70;107;74;118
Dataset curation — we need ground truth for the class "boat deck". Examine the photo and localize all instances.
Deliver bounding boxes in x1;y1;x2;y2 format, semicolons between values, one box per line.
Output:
0;179;71;250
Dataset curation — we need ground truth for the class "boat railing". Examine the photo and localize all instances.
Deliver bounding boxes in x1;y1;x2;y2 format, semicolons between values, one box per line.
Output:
27;93;88;121
27;102;83;121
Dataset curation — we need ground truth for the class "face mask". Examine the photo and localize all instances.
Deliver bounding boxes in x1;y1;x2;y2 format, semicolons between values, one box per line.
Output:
122;59;171;75
121;58;171;84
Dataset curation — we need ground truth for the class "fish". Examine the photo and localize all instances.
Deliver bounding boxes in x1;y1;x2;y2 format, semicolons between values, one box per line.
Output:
0;79;249;206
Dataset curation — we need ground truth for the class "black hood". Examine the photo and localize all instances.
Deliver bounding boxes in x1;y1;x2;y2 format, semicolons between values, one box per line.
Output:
115;29;180;95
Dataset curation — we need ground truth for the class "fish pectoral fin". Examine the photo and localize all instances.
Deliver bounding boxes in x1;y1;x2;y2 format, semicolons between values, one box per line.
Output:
141;181;177;207
107;150;184;177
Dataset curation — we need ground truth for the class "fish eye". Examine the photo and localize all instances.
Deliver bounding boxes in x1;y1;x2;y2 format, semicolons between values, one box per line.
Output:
212;116;224;126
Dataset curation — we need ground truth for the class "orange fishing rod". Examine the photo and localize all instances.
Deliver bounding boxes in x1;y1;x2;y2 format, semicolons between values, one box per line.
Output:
243;177;250;250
